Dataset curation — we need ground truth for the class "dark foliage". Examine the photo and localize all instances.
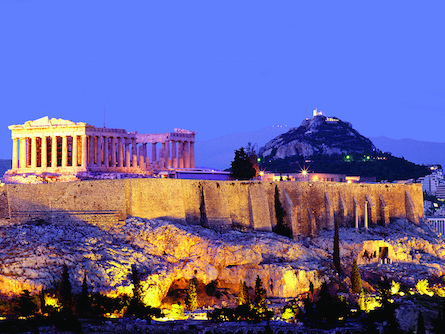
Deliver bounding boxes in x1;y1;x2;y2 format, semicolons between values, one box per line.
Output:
417;312;426;334
15;290;38;318
351;259;362;293
237;280;250;306
58;265;73;314
260;152;430;182
333;220;341;275
254;275;267;317
272;186;291;238
205;280;218;297
231;147;257;180
433;297;445;333
185;277;198;312
76;274;90;317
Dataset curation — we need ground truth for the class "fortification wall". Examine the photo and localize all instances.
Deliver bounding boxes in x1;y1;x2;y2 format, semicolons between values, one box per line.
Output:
1;179;424;238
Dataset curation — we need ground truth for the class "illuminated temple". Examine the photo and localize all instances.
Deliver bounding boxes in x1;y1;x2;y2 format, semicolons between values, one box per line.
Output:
5;116;196;182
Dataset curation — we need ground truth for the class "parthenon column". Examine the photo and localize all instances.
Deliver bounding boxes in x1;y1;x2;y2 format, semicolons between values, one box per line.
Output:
165;141;171;168
52;136;58;168
12;138;18;169
96;135;102;167
62;135;68;167
125;138;131;167
41;136;47;168
89;135;95;166
31;136;37;168
138;144;145;169
190;142;195;168
171;140;177;168
20;138;27;169
111;137;116;167
81;135;88;168
178;141;184;168
118;137;124;167
160;142;166;168
104;136;109;167
72;135;78;167
183;141;190;168
151;143;156;163
132;138;137;167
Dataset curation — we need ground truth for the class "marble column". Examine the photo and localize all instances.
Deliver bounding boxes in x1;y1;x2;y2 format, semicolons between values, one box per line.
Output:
12;138;18;169
190;142;195;168
62;135;68;167
171;140;177;168
178;141;184;168
89;135;95;166
152;143;157;163
160;142;166;168
183;141;190;168
364;201;369;230
111;137;116;167
132;138;137;167
52;136;58;168
26;138;31;167
125;138;131;167
81;135;88;167
31;136;37;168
118;137;124;167
72;135;78;167
165;141;171;168
96;135;102;167
138;144;145;168
104;136;109;167
41;136;47;168
20;137;27;168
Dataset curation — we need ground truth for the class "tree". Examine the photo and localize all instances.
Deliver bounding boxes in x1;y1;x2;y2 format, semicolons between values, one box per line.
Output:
351;259;362;294
417;312;426;334
254;275;267;316
272;185;291;237
76;274;90;317
16;290;38;318
58;264;73;313
230;147;257;180
333;219;342;274
237;280;250;306
185;277;198;312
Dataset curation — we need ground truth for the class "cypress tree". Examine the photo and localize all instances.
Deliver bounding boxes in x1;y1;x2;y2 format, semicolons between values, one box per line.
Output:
254;275;267;315
417;312;426;334
77;274;90;317
237;280;250;306
58;264;73;313
351;259;362;294
333;219;342;274
185;277;198;312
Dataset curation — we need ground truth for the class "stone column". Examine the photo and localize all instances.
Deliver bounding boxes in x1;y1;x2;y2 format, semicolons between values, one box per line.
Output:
72;135;78;167
52;136;58;168
89;135;95;166
104;136;109;167
132;138;137;167
125;138;131;167
26;138;31;167
165;141;171;168
183;141;190;168
190;141;195;168
138;144;145;169
96;135;102;167
81;135;88;167
62;135;68;167
171;140;177;168
118;137;124;167
159;142;166;168
31;136;37;168
41;136;47;168
12;138;18;169
178;141;184;168
152;143;157;163
111;137;116;167
20;137;27;169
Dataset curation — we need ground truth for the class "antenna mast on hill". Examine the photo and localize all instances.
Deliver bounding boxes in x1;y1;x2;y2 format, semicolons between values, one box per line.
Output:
103;107;106;128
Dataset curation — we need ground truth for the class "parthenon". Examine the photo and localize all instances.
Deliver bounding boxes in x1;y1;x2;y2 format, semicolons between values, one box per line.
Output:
6;116;196;178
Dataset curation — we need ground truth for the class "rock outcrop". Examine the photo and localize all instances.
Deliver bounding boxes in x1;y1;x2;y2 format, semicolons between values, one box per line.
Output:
1;217;444;308
259;113;376;161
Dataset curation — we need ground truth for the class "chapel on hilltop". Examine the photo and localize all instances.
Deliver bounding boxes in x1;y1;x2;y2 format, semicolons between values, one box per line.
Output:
5;116;196;182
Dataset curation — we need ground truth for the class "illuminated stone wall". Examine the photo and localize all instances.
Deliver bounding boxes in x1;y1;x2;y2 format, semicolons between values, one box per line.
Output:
0;179;423;238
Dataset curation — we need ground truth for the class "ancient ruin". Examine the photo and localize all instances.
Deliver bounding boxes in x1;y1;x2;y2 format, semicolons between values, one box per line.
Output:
4;116;196;182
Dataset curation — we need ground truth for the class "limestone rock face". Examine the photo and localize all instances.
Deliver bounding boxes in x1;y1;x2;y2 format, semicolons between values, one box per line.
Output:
0;217;444;308
259;114;376;160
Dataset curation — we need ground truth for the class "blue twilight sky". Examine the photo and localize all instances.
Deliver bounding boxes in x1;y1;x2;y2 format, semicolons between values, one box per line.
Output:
1;1;445;159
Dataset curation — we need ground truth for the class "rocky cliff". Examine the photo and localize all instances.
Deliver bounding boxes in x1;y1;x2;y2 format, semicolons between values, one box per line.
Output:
1;217;444;309
259;114;376;161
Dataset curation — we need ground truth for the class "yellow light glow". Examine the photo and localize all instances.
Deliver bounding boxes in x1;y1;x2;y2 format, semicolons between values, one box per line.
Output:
301;170;307;176
259;171;264;176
